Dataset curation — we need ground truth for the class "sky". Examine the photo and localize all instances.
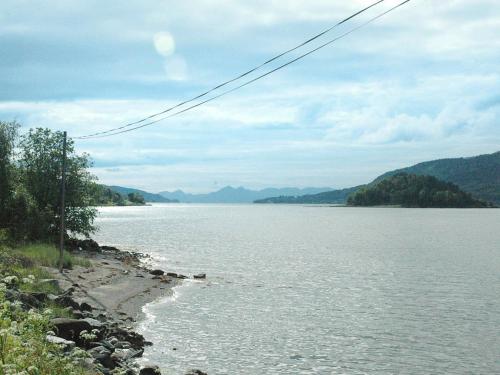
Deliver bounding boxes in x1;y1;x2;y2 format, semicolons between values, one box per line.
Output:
1;0;499;193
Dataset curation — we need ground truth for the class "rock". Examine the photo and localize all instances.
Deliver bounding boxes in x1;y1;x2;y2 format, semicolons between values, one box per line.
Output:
177;274;188;279
193;273;206;279
151;275;161;280
80;302;93;312
101;245;119;251
140;366;161;375
46;335;76;350
111;348;144;362
88;346;115;369
114;341;132;349
51;318;92;342
72;310;85;319
166;272;178;278
149;269;164;276
82;317;104;327
185;370;208;375
107;327;146;350
29;292;48;302
54;295;80;310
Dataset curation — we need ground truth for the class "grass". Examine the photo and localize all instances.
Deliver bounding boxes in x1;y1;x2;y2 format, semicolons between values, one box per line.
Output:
0;245;92;374
14;243;91;269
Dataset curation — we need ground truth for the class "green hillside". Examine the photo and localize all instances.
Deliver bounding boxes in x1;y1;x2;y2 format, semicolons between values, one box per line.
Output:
254;186;359;204
376;151;500;205
348;173;493;208
254;151;500;205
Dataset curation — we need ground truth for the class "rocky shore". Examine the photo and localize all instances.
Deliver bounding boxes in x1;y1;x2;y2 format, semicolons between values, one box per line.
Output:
36;240;206;374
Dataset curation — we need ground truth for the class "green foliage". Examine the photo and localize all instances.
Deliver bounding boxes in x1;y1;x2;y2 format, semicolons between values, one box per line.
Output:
19;128;97;239
127;192;145;205
0;123;98;242
13;244;91;270
0;122;20;231
347;173;493;208
254;186;359;204
376;151;500;205
0;245;91;374
89;184;146;206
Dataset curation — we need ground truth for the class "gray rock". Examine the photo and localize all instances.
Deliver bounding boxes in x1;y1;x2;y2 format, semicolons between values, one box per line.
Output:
149;269;164;276
51;318;92;342
185;370;208;375
139;366;161;375
88;346;114;369
80;302;93;312
166;272;178;278
46;335;76;350
82;317;104;329
193;273;206;279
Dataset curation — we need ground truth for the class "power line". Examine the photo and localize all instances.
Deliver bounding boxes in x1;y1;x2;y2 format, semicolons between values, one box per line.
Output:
76;0;385;139
78;0;411;139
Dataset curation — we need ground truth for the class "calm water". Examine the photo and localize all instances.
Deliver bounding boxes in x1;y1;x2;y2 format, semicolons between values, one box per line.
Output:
93;204;500;374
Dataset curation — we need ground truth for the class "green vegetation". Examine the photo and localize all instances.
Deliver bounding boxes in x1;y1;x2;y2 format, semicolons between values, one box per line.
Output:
375;151;500;205
0;121;97;242
347;173;494;208
13;244;91;269
89;184;147;206
255;151;499;206
0;245;92;374
254;186;359;204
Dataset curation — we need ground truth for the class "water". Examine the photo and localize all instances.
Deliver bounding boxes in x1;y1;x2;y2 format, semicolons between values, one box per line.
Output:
93;204;500;374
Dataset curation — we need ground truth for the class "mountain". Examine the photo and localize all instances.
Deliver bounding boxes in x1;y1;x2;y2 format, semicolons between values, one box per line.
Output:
107;186;178;203
254;186;360;204
348;173;493;208
375;151;500;205
159;186;334;203
254;151;500;205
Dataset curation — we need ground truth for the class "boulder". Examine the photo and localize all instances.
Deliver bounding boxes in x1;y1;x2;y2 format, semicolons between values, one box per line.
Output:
80;302;93;312
54;295;80;310
166;272;178;278
88;345;114;369
46;335;76;351
193;273;206;279
185;370;208;375
140;366;161;375
51;318;92;342
101;245;119;251
177;274;188;279
149;269;164;276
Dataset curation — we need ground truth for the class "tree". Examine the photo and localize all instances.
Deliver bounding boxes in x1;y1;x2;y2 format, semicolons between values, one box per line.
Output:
18;128;97;239
0;121;20;229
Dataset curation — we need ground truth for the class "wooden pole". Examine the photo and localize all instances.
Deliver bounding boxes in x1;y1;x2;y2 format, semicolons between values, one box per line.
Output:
58;131;67;272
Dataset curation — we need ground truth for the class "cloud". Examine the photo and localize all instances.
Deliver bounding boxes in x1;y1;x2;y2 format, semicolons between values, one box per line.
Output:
153;32;175;57
164;55;188;81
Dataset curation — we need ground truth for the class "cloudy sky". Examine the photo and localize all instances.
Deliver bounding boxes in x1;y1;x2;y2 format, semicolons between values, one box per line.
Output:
1;0;499;193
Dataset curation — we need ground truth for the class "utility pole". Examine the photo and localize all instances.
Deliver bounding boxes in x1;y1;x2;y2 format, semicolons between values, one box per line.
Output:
58;131;67;272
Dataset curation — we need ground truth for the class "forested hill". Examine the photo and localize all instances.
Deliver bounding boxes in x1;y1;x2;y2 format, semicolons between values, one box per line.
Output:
254;186;359;204
107;185;178;203
254;151;500;205
376;151;500;205
348;173;494;208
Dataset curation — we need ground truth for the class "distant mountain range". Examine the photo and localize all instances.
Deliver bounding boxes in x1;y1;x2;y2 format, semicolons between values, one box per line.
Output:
255;151;500;205
159;186;334;203
107;186;178;203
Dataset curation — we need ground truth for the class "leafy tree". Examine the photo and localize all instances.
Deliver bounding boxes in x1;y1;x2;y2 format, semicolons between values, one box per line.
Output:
0;121;20;229
18;128;97;239
127;192;145;204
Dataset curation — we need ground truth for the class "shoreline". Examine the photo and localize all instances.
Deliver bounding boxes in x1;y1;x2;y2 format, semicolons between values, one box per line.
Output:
47;241;206;374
